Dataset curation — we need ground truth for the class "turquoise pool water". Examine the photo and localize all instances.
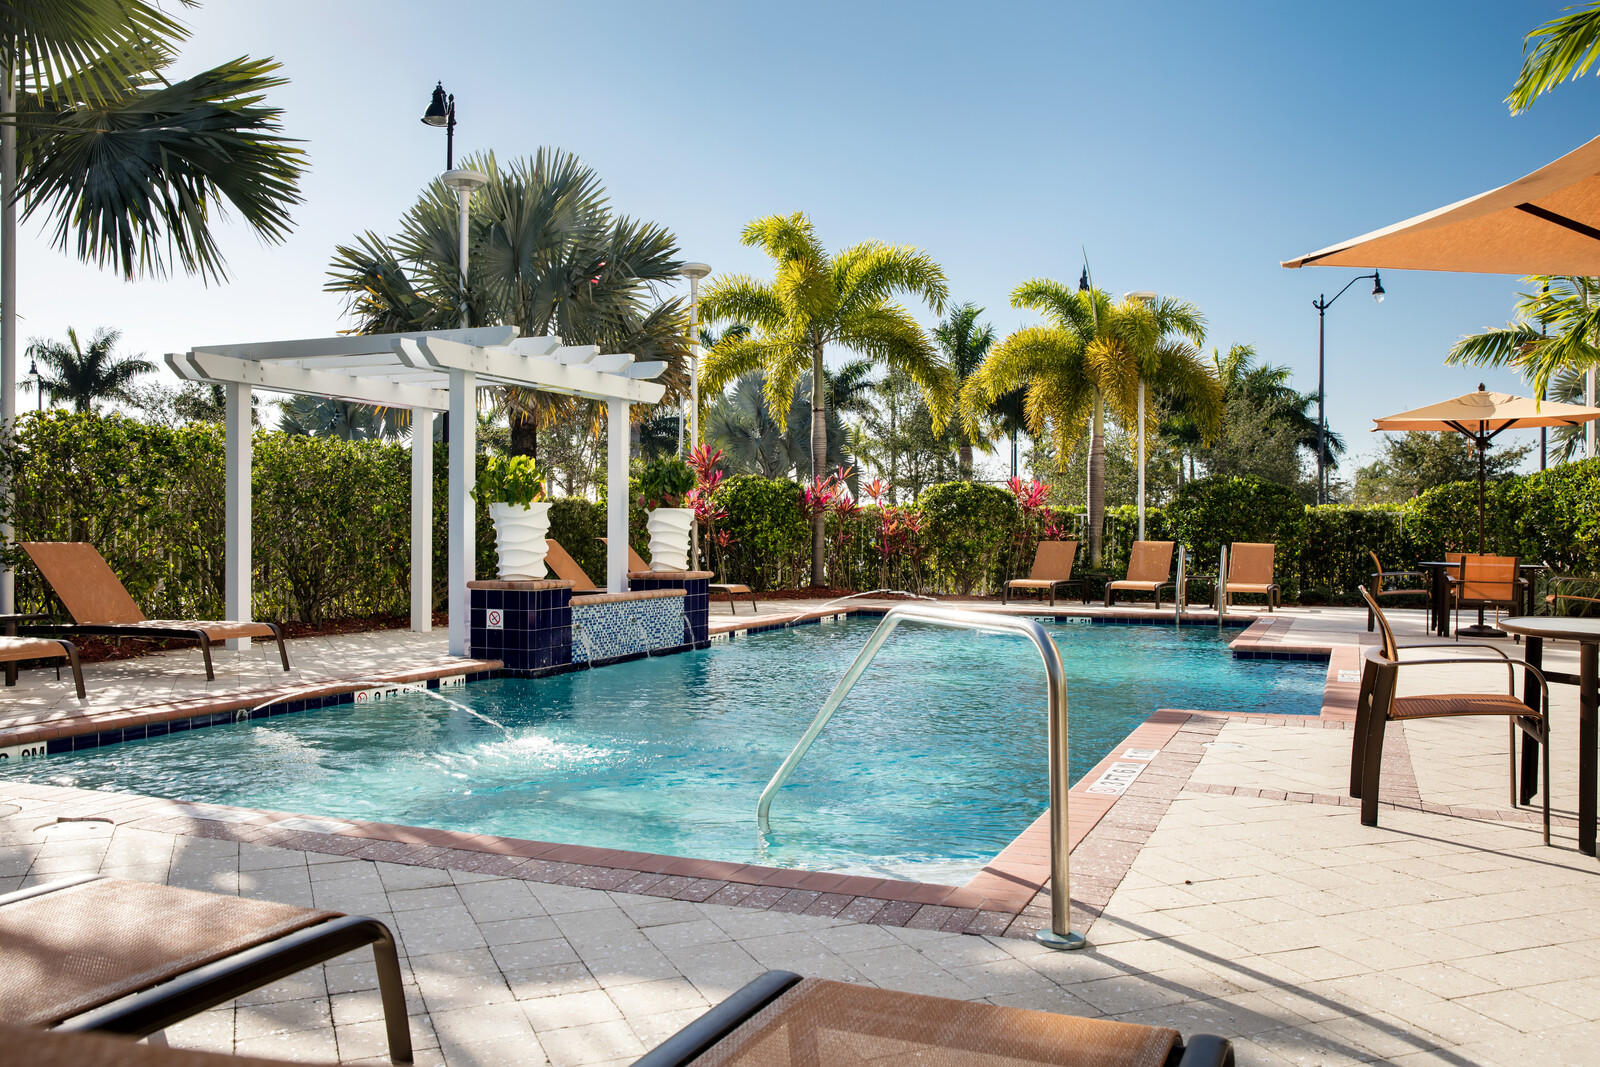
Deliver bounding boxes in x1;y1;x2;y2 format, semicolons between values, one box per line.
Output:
4;617;1325;883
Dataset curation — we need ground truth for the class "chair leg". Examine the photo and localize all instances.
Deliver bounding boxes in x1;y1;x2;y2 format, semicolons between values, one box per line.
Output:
371;930;414;1064
197;634;215;681
1367;605;1375;632
748;592;758;614
1360;713;1388;827
1351;699;1370;799
62;640;85;700
269;624;291;672
1002;585;1009;606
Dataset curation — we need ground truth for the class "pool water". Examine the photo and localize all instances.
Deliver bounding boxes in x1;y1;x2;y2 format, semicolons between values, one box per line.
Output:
4;617;1325;883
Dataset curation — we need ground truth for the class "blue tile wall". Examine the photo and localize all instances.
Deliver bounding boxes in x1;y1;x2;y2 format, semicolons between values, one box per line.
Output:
469;585;573;670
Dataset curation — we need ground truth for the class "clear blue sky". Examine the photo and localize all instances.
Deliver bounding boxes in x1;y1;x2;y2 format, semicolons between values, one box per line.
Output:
16;0;1593;469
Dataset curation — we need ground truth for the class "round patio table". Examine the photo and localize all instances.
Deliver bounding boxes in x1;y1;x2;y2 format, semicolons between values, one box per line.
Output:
1499;616;1600;856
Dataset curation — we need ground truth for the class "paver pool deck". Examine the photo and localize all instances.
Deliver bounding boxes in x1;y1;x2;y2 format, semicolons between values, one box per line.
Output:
0;601;1595;1065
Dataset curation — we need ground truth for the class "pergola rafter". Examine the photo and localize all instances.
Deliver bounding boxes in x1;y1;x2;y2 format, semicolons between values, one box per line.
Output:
165;326;667;657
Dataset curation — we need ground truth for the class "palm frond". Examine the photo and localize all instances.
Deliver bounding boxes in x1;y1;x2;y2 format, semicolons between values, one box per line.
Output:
1508;2;1600;113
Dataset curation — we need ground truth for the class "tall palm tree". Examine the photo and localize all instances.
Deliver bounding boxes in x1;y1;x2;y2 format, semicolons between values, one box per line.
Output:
26;326;152;412
987;388;1028;480
326;150;689;458
706;371;851;479
933;303;996;476
699;212;950;585
1508;2;1600;113
961;282;1222;564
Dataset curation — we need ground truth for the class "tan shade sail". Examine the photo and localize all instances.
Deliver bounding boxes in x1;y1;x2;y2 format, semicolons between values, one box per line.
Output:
1372;387;1600;434
1283;135;1600;275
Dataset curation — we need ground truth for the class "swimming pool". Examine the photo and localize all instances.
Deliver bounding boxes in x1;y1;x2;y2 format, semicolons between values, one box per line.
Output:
3;616;1326;883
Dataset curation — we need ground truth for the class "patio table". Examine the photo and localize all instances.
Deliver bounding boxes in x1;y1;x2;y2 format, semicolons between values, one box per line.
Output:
1501;616;1600;856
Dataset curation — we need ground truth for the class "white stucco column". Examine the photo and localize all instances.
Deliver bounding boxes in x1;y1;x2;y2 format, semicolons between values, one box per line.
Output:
448;371;476;656
606;399;629;593
224;383;252;650
411;409;434;633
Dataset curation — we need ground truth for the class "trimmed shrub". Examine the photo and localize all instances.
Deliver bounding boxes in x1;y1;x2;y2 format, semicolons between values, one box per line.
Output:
548;497;606;582
712;475;809;589
918;481;1017;594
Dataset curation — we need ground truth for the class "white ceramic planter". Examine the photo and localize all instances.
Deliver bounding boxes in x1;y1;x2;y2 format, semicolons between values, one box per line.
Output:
646;507;694;571
489;501;552;579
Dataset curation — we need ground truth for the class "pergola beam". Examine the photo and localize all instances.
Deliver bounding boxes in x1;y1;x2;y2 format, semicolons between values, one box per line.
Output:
397;337;666;405
169;351;450;411
191;326;517;363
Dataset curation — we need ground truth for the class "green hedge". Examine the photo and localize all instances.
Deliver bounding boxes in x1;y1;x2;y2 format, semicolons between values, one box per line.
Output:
10;413;1596;612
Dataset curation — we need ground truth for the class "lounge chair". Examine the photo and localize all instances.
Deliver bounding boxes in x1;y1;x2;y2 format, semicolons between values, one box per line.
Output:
1220;542;1280;610
0;874;411;1063
607;538;757;614
544;539;602;593
1103;540;1178;609
1003;540;1085;606
1365;550;1430;632
0;635;85;699
18;543;287;682
1354;588;1550;840
636;970;1234;1067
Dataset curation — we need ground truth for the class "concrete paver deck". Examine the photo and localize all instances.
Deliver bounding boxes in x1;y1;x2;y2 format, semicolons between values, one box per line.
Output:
0;602;1596;1064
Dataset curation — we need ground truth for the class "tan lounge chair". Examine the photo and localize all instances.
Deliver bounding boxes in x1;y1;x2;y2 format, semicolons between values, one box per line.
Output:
1354;588;1550;840
0;635;85;698
635;969;1234;1066
0;874;411;1063
607;538;757;614
18;543;287;681
1003;540;1085;606
1103;540;1178;609
544;539;602;593
1220;542;1280;610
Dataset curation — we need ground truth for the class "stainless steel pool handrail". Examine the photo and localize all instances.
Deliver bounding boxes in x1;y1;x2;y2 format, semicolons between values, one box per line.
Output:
754;604;1085;950
1174;544;1187;627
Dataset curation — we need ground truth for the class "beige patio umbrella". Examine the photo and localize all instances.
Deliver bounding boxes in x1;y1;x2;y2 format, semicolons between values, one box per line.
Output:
1372;385;1600;552
1282;134;1600;275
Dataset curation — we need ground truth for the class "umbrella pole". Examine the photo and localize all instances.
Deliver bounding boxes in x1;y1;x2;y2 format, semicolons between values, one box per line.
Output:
1477;434;1485;555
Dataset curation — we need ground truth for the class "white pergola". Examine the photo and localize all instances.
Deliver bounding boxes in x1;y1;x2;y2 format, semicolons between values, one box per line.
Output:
166;327;666;657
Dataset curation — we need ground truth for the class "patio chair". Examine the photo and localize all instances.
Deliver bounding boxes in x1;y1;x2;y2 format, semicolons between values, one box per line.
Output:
1366;550;1430;632
1103;540;1178;609
544;539;602;593
1353;587;1550;841
17;543;288;682
1447;553;1525;640
0;874;411;1063
1220;542;1280;611
0;635;85;698
635;970;1234;1067
1003;540;1086;607
606;537;757;614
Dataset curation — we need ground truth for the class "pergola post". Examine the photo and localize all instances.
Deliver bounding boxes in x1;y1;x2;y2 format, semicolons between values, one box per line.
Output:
411;409;434;633
606;399;629;593
223;383;253;651
448;370;476;656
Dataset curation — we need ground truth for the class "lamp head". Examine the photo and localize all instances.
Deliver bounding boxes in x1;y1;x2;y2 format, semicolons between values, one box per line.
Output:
1078;267;1089;293
680;262;712;281
422;82;451;127
1372;271;1385;304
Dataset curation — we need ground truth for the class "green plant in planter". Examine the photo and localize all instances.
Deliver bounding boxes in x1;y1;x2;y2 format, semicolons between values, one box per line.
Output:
473;455;549;507
637;456;695;509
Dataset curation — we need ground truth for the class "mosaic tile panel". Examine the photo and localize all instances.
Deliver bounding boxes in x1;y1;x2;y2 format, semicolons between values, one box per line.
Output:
628;575;710;645
571;596;688;664
469;585;573;671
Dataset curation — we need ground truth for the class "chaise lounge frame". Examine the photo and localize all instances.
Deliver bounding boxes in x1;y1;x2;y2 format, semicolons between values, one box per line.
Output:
16;543;288;682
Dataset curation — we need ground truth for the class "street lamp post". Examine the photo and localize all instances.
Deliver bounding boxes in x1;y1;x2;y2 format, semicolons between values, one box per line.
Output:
1311;271;1384;504
421;82;457;170
680;263;711;456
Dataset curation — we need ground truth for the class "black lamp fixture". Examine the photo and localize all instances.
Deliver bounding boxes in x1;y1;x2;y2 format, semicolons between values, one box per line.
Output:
1078;267;1090;292
421;82;456;169
1311;270;1387;505
27;358;39;411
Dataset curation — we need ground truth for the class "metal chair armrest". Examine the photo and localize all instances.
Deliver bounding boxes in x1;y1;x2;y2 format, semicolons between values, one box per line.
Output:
1397;641;1512;660
1392;657;1550;702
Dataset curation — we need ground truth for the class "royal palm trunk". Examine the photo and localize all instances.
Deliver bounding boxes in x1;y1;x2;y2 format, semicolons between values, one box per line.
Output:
810;337;827;587
1088;390;1105;566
